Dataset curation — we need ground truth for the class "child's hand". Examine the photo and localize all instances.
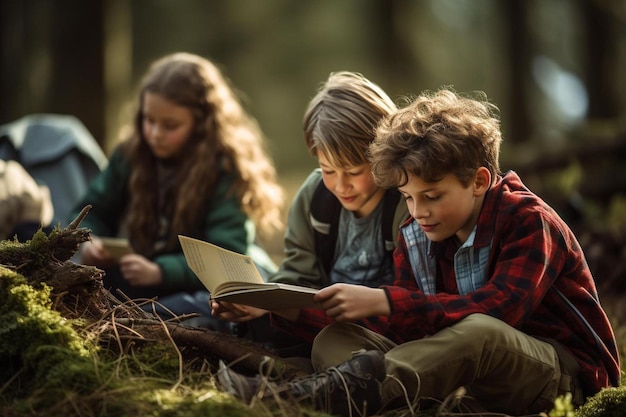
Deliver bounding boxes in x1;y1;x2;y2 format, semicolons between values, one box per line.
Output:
119;254;162;287
80;237;116;267
211;301;267;323
314;283;391;321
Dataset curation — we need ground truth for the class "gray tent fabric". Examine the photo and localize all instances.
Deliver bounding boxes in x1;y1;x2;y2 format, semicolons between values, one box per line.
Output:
0;114;108;227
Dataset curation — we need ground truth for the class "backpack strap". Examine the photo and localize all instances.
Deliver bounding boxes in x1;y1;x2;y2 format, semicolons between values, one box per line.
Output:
310;179;402;278
310;180;342;276
381;188;401;251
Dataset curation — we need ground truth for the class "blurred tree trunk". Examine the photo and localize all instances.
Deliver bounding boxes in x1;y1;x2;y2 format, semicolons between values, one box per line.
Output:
583;1;620;119
103;0;132;153
373;0;420;91
504;0;532;144
49;0;106;142
0;0;105;143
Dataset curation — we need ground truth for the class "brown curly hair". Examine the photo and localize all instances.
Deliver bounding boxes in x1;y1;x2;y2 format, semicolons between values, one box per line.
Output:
370;88;502;189
121;52;284;254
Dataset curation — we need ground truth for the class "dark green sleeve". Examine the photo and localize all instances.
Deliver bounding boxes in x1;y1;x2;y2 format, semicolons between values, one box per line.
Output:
67;147;130;235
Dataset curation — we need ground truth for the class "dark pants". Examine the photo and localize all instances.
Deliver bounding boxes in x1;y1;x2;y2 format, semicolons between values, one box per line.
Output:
142;289;312;358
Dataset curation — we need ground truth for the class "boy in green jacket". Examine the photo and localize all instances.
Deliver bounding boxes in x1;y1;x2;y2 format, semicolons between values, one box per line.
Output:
212;71;409;356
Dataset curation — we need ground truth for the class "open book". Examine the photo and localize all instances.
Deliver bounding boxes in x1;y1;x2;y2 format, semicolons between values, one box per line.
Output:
100;237;133;260
178;235;320;310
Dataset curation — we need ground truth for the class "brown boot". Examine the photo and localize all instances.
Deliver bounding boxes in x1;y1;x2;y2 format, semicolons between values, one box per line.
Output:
218;350;386;416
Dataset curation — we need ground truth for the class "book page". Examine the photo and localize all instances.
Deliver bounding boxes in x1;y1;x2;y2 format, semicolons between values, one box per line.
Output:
178;235;265;294
179;235;322;310
100;237;132;260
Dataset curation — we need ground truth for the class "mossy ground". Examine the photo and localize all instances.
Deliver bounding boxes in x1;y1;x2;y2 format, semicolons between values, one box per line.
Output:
1;250;624;417
0;264;313;417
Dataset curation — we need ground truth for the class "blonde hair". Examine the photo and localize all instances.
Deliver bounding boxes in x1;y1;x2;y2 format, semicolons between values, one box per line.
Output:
123;52;283;253
303;71;397;167
370;88;502;188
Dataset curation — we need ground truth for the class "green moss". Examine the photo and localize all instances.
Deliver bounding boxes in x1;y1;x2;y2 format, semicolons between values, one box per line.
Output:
0;266;89;364
136;385;251;417
0;262;262;416
126;343;183;380
575;387;626;417
549;393;575;417
0;231;48;274
1;269;95;413
33;345;99;391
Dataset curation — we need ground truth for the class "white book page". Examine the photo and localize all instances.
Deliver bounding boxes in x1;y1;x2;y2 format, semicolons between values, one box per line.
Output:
178;235;265;294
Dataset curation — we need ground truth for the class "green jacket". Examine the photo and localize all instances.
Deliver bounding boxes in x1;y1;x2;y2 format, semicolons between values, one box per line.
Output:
270;169;409;288
69;147;273;292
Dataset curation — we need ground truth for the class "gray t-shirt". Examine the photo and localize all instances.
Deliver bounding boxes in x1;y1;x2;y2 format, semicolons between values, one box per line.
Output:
330;201;394;287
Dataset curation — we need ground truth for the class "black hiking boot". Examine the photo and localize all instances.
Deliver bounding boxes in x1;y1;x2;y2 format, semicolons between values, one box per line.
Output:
218;349;386;416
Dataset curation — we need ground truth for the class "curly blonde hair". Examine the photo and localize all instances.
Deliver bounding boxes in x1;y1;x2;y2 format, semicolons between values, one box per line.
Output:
122;52;284;253
370;88;502;188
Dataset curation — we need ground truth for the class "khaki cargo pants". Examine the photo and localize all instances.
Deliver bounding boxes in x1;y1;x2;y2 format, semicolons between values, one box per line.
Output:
311;314;582;415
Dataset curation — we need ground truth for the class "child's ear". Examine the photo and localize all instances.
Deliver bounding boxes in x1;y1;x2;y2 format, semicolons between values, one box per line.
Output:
473;167;491;196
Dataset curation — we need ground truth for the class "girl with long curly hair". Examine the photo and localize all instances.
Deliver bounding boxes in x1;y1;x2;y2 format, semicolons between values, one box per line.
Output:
71;52;284;308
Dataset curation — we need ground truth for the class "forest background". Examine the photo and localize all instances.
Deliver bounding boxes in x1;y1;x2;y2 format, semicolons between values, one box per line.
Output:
1;3;626;415
1;0;626;273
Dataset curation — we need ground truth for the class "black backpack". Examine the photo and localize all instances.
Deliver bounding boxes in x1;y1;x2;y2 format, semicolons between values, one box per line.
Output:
310;180;401;279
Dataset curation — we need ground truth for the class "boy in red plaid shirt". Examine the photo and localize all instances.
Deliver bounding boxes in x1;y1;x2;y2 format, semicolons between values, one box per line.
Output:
218;88;620;416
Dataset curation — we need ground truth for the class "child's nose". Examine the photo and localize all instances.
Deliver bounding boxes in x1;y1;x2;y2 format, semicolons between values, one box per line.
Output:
335;175;350;192
149;125;163;140
410;203;428;219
